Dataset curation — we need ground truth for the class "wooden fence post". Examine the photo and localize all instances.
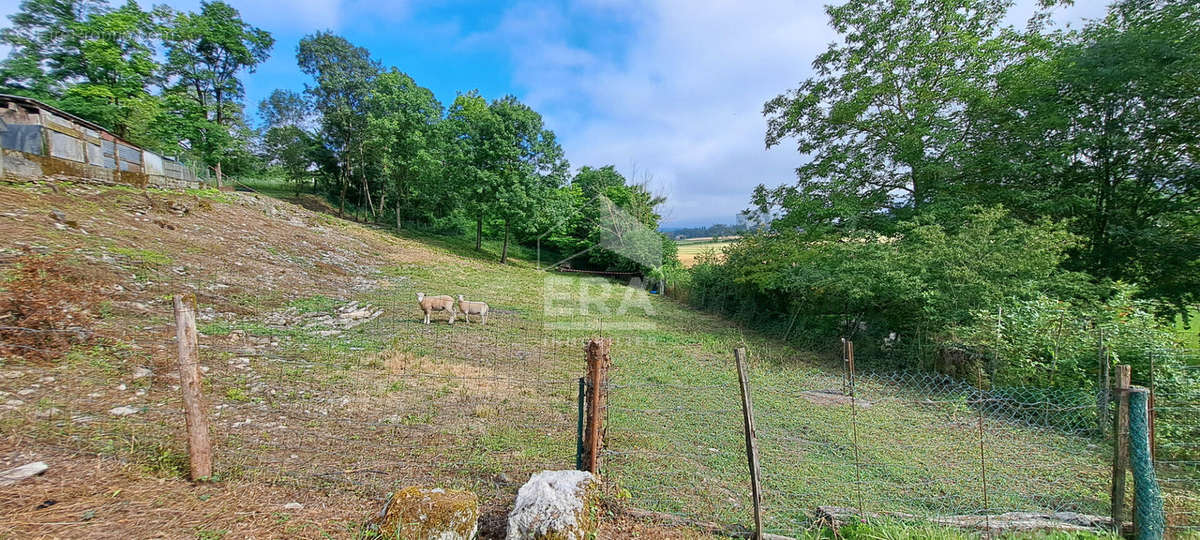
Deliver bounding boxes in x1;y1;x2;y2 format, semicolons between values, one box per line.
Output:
583;338;611;475
734;348;764;540
173;294;212;481
1111;364;1131;532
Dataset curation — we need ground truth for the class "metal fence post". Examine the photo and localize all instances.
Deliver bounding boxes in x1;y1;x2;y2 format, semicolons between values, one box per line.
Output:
576;376;586;471
1128;387;1165;539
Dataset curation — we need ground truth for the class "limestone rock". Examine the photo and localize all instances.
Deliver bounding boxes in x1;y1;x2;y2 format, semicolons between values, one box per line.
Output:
378;486;479;540
506;470;599;540
0;461;48;486
108;405;141;416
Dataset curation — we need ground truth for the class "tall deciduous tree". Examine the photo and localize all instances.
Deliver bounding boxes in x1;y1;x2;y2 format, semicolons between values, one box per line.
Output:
259;89;321;193
446;93;568;262
297;32;380;218
364;69;444;229
162;0;272;186
762;0;1016;217
962;0;1200;313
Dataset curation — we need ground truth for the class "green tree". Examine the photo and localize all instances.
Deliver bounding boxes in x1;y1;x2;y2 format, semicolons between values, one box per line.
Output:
0;0;161;140
297;31;381;218
446;93;568;263
0;0;107;98
258;90;320;193
161;0;272;186
961;0;1200;313
364;69;445;229
762;0;1017;215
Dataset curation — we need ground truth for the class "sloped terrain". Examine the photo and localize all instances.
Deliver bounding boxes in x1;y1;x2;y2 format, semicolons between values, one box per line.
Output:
0;180;1117;539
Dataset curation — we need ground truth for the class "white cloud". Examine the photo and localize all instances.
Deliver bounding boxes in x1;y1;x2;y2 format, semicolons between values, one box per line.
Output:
481;0;1111;226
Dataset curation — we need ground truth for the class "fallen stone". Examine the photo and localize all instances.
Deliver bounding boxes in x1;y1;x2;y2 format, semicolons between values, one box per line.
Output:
132;366;152;379
377;486;479;540
507;470;599;540
283;502;303;510
17;389;35;396
0;461;48;486
813;506;1112;534
108;405;141;416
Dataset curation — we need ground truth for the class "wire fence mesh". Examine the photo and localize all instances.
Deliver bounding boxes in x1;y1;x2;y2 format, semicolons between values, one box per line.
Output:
1152;351;1200;538
2;281;592;525
604;343;1115;537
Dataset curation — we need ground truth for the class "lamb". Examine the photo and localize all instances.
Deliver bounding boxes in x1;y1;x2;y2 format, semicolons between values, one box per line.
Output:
416;292;456;324
456;295;489;324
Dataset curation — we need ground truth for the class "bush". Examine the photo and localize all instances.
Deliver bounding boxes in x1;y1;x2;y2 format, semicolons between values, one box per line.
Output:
0;253;100;361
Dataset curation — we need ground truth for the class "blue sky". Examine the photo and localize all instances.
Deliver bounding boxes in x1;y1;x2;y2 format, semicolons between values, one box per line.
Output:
0;0;1109;227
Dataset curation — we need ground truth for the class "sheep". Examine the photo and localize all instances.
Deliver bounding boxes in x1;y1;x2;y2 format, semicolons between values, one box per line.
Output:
456;294;489;324
416;292;456;324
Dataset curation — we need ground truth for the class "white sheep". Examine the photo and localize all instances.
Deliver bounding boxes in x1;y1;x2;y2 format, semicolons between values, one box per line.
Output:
456;294;489;324
416;292;456;324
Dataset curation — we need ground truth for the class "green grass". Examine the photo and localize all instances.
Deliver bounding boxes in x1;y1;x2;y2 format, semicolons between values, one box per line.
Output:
356;240;1112;535
1173;307;1199;352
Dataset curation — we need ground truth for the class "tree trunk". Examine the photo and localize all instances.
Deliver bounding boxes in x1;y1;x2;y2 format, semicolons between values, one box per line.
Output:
475;217;483;251
215;162;223;189
500;220;510;264
396;198;402;230
338;169;346;218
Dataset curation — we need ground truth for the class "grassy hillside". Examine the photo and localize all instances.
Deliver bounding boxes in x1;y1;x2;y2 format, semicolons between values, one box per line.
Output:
0;180;1123;538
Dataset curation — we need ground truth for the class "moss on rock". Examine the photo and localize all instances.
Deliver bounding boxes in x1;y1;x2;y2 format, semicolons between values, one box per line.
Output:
379;486;479;540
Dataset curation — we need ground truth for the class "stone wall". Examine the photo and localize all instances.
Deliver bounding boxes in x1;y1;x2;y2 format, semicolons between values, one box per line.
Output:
0;97;201;191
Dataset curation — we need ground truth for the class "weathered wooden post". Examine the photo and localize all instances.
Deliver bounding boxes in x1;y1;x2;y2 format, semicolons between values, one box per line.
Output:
583;338;611;475
734;348;764;540
173;294;212;481
1111;364;1131;531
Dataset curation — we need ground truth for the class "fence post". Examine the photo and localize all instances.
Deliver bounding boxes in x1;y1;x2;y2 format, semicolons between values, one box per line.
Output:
576;377;585;471
1097;330;1110;437
173;294;212;481
1111;365;1131;532
847;340;865;522
583;338;611;475
1128;387;1165;539
734;348;764;540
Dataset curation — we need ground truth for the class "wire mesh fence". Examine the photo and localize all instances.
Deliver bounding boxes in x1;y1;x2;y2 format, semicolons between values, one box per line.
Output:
603;343;1114;537
1152;351;1200;537
1;280;592;523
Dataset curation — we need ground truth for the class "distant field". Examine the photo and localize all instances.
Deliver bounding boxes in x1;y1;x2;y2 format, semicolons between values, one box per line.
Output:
675;236;740;267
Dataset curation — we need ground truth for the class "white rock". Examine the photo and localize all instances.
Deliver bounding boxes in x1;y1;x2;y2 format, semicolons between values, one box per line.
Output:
507;470;598;540
0;461;48;487
117;384;127;391
132;367;152;379
17;389;35;396
4;399;23;407
283;502;303;510
109;405;141;416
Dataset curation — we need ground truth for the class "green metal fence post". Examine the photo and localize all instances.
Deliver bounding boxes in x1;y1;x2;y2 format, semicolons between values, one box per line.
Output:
1129;387;1165;539
576;376;585;471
